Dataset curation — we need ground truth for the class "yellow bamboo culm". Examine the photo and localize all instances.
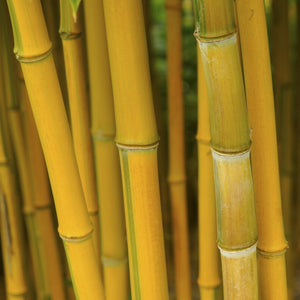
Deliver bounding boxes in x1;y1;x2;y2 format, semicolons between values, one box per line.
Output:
5;0;105;298
271;0;295;296
235;1;288;299
193;0;258;298
20;71;67;300
165;0;191;299
196;46;222;300
0;41;28;300
83;0;129;299
103;0;169;299
0;16;51;298
59;0;101;265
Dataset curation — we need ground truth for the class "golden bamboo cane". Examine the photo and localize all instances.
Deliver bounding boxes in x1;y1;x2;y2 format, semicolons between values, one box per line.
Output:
83;0;129;298
103;0;169;299
196;46;222;300
20;72;67;300
193;0;258;298
0;40;28;300
272;0;295;296
235;1;288;299
165;1;191;299
0;17;50;298
5;0;105;298
59;0;101;265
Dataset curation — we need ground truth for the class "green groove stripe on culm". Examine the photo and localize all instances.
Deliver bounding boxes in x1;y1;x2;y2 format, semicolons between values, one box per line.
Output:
122;149;141;300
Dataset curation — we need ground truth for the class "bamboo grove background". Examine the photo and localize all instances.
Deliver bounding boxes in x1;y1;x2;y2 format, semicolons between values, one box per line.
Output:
0;0;300;299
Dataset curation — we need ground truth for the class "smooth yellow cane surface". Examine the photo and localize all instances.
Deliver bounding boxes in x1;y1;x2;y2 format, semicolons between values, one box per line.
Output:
166;0;191;299
60;1;100;264
84;0;129;298
6;0;104;298
119;148;169;300
235;0;288;298
258;252;288;299
103;0;158;146
197;47;221;299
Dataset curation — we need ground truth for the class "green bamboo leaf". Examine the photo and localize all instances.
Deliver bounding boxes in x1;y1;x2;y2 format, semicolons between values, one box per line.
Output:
68;0;81;19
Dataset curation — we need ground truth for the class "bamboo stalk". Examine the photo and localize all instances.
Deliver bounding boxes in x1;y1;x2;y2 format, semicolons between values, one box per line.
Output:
83;0;129;298
165;1;191;299
19;69;67;300
5;0;105;298
103;0;169;299
59;0;101;265
271;0;295;296
235;1;288;299
193;0;258;298
0;38;28;300
196;46;222;300
0;16;51;298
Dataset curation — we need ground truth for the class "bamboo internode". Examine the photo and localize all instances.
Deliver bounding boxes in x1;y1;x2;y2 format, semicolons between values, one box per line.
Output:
103;0;169;298
235;0;288;298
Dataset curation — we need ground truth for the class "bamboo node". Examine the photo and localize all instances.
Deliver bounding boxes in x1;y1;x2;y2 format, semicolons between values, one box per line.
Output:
101;256;128;267
257;246;288;257
60;32;82;40
211;145;251;157
219;242;257;258
16;47;52;64
116;141;159;151
194;30;236;43
59;228;94;243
